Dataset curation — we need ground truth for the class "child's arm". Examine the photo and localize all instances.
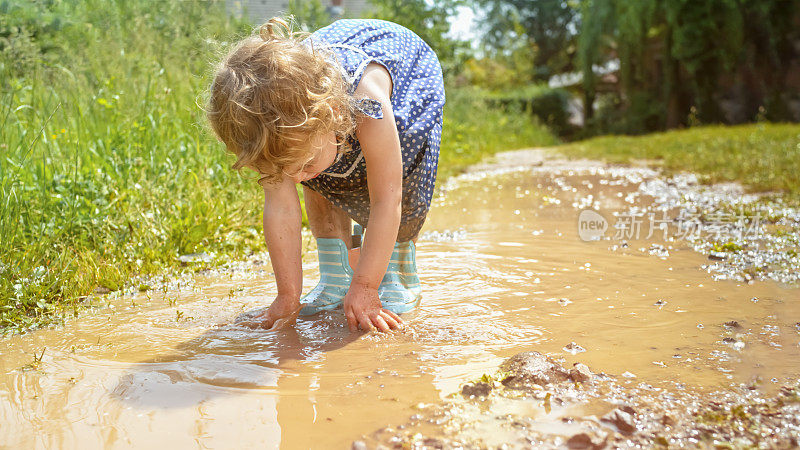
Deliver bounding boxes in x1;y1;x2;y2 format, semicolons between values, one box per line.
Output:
243;175;304;329
342;63;405;332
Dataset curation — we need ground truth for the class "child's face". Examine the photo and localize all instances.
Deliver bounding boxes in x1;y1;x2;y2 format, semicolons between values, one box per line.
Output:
283;131;339;183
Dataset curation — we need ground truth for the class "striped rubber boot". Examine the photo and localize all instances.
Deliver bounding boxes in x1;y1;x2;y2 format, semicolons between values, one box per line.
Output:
298;237;353;316
378;240;422;314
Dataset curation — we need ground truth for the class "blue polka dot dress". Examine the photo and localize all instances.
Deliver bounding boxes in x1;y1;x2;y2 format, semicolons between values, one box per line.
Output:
300;19;445;242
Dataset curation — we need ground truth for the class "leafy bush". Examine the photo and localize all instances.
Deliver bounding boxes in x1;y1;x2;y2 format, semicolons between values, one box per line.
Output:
440;87;559;178
483;85;571;136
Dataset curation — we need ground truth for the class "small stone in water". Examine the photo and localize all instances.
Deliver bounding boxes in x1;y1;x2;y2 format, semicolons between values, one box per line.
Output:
751;296;759;303
558;298;573;306
654;299;667;307
723;320;741;329
722;337;746;350
501;352;571;387
708;251;727;261
621;371;637;378
601;408;636;435
566;432;606;449
569;363;593;382
697;323;704;329
563;342;586;355
461;382;492;398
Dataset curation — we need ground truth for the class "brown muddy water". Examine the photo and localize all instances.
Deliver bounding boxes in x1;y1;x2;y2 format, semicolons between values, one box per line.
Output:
1;152;798;448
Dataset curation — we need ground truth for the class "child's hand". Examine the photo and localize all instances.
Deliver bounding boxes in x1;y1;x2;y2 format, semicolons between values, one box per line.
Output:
238;294;302;331
343;282;404;333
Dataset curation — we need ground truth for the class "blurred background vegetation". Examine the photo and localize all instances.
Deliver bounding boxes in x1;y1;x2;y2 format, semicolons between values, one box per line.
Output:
459;0;799;135
0;0;797;332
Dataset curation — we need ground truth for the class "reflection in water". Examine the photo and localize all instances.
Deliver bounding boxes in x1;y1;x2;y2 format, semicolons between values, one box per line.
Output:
0;161;798;447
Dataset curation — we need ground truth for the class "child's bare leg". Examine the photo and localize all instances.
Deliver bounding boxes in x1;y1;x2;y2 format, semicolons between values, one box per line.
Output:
304;187;422;270
303;185;354;248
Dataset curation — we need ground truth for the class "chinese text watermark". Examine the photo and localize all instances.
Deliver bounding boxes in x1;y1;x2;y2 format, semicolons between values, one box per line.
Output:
578;209;762;242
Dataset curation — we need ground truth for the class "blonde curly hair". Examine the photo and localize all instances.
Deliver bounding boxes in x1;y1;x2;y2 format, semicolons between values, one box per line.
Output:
206;17;356;184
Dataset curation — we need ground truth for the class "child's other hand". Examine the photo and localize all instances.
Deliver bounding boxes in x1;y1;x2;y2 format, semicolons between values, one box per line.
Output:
238;294;302;331
343;282;404;333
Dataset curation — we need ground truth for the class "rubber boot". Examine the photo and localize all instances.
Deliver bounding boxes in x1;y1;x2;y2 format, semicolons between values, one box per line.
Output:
378;240;422;314
298;237;353;316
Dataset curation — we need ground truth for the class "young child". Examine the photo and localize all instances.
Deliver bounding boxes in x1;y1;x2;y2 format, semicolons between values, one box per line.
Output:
206;18;445;333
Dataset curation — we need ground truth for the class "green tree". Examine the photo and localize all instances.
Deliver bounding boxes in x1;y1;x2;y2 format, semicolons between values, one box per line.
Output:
474;0;579;80
576;0;799;132
735;0;799;121
287;0;334;32
663;0;743;124
576;0;614;125
366;0;468;76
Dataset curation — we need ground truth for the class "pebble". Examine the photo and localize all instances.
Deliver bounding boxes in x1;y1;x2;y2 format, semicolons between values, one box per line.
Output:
723;320;741;329
566;432;607;449
501;351;571;387
351;440;368;450
708;252;728;261
564;342;586;355
570;363;593;383
601;408;636;435
461;382;492;398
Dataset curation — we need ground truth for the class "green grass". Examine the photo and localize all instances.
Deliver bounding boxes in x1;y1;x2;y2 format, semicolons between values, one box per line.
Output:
0;0;556;333
556;124;800;203
0;0;265;333
439;87;559;178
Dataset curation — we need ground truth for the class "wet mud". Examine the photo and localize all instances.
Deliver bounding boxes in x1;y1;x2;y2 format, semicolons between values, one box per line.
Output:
365;352;800;448
1;149;798;448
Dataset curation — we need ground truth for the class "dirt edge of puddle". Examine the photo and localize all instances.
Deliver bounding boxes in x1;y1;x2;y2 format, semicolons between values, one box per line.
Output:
357;351;800;449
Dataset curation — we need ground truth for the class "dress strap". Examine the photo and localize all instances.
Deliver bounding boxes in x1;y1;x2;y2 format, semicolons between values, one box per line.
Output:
309;41;382;101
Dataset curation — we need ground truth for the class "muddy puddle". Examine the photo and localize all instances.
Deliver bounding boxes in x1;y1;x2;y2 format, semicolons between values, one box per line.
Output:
1;151;798;448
